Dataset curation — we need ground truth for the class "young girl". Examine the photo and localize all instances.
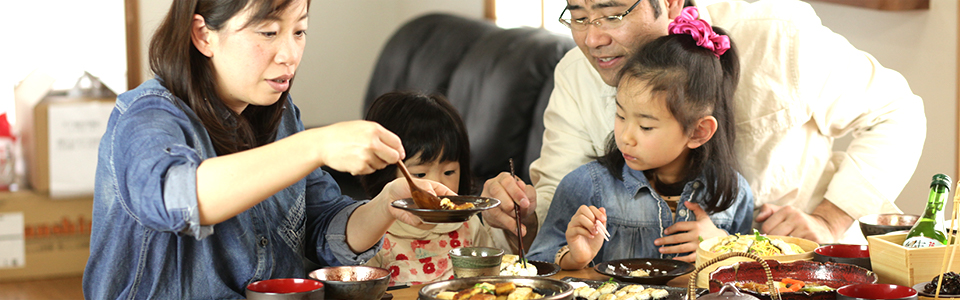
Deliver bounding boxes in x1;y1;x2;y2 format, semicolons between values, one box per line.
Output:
360;91;496;286
82;1;449;298
527;7;754;269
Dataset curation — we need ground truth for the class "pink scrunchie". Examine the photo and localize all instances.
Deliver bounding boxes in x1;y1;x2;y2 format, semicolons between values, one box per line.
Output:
667;7;730;57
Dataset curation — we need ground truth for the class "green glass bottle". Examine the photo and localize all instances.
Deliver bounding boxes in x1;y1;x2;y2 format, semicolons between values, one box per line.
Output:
902;173;951;248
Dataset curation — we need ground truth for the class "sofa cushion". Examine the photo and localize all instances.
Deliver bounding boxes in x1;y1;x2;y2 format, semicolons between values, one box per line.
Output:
364;13;501;114
447;27;575;182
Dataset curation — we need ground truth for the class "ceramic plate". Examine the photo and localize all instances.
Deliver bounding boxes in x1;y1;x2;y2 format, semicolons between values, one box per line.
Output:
560;277;706;300
594;258;694;285
391;195;499;223
418;276;573;300
914;281;960;298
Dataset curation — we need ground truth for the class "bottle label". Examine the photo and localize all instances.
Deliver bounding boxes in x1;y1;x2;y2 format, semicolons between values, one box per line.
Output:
903;236;945;248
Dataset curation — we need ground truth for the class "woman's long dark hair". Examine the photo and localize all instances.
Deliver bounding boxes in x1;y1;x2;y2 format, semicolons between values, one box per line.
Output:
597;27;740;213
149;0;307;155
359;92;475;197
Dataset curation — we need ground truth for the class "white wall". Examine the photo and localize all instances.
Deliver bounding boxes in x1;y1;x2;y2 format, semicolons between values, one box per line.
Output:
806;0;958;215
138;0;483;128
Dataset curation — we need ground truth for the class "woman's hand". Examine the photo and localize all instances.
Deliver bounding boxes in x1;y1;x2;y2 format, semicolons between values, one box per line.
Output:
655;201;727;262
308;120;405;175
376;177;457;226
480;172;536;236
346;177;454;253
563;205;606;269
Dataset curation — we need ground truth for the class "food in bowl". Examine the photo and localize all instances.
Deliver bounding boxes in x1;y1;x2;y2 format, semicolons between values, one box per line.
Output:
499;254;538;276
709;260;877;300
710;230;805;256
735;278;836;294
923;272;960;295
440;197;475;210
572;280;669;300
435;281;542;300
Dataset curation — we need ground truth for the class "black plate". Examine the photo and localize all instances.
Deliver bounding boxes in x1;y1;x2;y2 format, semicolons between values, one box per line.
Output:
530;260;561;277
594;258;694;285
391;195;500;223
561;277;707;300
914;281;960;298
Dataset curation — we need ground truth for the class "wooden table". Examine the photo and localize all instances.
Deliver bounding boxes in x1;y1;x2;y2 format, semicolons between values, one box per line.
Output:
388;267;694;299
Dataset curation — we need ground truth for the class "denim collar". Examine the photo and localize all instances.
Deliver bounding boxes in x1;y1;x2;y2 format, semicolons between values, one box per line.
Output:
619;164;706;204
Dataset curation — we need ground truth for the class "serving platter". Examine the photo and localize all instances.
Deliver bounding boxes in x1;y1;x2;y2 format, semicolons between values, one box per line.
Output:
418;276;573;300
560;277;707;300
391;195;499;223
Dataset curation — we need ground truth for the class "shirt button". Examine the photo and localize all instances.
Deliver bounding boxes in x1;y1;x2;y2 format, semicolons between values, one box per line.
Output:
678;210;688;217
259;237;269;247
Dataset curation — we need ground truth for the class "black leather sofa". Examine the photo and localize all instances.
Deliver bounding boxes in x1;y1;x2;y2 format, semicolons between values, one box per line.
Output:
331;13;575;199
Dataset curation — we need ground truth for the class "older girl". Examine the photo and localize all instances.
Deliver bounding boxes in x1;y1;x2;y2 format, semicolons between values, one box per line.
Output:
527;7;754;268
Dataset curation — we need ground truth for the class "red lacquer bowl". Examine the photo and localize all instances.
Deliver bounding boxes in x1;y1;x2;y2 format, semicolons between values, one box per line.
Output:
709;260;878;300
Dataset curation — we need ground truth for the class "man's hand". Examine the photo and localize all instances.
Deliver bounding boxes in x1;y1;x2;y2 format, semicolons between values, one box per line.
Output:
755;200;853;243
480;172;537;236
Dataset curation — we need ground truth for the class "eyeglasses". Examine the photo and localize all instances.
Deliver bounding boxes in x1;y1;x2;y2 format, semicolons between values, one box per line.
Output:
558;0;643;31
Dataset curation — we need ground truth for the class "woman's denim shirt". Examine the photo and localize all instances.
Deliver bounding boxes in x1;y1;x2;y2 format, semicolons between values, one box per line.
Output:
82;79;381;299
527;161;754;264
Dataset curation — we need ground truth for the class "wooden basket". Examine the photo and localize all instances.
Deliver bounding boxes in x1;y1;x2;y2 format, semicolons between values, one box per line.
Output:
694;235;818;288
867;233;960;286
687;252;781;300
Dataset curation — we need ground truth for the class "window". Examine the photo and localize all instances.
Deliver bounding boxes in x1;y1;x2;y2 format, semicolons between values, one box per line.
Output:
488;0;569;34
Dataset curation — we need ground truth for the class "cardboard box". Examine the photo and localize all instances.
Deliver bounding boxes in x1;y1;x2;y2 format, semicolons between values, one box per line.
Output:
868;233;960;287
27;96;115;198
0;191;92;282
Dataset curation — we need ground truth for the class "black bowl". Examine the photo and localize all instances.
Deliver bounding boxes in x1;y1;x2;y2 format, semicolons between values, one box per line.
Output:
307;266;390;300
814;244;872;271
594;258;694;285
529;260;561;277
391;195;500;223
858;214;919;238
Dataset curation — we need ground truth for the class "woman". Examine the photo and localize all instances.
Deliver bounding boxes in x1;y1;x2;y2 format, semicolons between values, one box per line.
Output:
82;0;446;298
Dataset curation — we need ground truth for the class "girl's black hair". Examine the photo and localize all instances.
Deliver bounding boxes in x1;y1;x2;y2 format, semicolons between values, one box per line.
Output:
149;0;309;156
597;26;740;213
359;92;474;197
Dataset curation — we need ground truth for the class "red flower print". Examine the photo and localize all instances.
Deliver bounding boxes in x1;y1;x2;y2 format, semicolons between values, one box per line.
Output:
423;263;436;274
419;257;432;264
389;266;400;278
450;239;461;248
409;268;418;275
437;258;449;270
396;254;408;261
439;240;448;248
449;275;455;280
383;237;392;250
411;239;430;249
448;231;459;239
464;240;471;247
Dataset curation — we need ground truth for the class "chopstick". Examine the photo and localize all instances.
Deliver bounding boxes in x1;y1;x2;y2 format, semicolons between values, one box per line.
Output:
595;219;611;241
508;159;528;269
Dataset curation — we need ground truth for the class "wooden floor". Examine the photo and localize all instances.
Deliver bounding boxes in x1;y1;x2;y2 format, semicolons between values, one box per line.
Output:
0;276;84;300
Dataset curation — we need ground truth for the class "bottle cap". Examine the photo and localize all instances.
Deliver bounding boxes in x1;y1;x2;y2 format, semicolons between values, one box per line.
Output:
932;173;952;190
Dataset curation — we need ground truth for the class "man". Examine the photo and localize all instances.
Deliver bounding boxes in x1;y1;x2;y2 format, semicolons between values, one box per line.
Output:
529;0;925;245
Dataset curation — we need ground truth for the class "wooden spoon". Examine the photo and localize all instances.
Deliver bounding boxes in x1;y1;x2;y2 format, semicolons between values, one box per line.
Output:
396;160;442;210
